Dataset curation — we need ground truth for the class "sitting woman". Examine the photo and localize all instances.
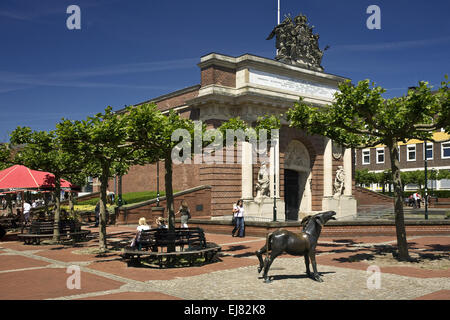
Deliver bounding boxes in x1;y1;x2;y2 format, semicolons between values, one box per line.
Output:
131;217;150;250
156;217;168;229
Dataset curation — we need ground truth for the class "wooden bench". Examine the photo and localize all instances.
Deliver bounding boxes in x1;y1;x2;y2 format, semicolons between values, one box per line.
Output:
121;227;221;268
18;220;91;245
0;217;20;230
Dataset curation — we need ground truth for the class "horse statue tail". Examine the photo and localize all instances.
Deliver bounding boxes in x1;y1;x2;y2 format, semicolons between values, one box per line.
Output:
265;232;273;261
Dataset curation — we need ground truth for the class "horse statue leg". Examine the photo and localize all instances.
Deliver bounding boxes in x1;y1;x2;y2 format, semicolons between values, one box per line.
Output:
304;253;311;278
262;250;281;283
255;246;266;274
255;232;272;274
308;250;323;282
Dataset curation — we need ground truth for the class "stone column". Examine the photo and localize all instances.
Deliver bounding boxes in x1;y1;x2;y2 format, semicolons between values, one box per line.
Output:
241;141;253;200
343;147;353;196
269;138;280;198
323;137;333;197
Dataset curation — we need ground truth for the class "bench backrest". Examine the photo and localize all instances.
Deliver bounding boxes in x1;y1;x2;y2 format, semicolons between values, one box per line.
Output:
30;220;81;234
138;227;206;248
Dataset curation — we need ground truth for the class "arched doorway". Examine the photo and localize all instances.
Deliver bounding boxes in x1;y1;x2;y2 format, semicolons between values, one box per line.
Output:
284;140;312;220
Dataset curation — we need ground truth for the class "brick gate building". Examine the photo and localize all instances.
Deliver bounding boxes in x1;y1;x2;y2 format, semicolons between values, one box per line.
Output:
99;53;358;221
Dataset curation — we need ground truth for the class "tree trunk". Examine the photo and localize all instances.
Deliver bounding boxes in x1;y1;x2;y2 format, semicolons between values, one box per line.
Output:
164;156;176;252
53;176;61;242
98;165;110;252
118;175;123;206
388;141;410;260
69;191;75;216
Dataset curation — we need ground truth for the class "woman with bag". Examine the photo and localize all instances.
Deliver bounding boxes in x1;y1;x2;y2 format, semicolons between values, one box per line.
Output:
231;199;245;237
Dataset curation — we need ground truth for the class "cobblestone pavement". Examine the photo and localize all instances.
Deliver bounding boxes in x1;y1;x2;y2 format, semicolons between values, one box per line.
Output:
0;226;449;300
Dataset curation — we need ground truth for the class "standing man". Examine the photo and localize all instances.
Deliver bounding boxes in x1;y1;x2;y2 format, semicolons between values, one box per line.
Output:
23;201;31;224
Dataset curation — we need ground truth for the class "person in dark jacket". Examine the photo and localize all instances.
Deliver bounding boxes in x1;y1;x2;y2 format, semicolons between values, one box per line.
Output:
94;201;100;227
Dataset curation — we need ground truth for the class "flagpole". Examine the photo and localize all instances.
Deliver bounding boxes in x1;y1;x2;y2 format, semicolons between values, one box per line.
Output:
276;0;280;56
277;0;280;25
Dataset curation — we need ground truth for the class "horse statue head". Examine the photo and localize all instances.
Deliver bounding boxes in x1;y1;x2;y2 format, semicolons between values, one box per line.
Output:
301;211;336;236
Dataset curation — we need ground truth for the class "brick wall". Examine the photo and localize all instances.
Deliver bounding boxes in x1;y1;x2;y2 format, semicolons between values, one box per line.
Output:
199;143;242;217
354;186;393;206
155;89;199;112
201;65;236;88
186;219;450;237
115;162;201;195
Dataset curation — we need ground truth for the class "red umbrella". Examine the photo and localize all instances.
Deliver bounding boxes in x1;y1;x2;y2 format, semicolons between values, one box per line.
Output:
0;165;72;190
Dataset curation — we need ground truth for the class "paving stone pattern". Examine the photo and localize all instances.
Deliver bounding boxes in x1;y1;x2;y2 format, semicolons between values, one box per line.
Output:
0;225;449;300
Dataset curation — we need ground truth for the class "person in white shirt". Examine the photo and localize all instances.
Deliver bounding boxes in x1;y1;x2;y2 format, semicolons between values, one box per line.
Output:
23;201;31;223
413;192;422;209
231;199;245;237
133;217;150;250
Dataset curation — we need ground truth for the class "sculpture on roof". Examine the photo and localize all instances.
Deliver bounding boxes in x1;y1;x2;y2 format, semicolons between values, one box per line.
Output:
267;13;329;71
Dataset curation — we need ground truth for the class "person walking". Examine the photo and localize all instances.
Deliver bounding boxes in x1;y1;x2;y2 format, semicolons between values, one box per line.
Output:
176;200;191;228
94;201;100;227
231;199;245;237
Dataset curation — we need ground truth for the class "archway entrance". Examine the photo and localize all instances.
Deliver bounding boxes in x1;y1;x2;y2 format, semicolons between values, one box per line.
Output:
284;169;299;220
283;140;311;221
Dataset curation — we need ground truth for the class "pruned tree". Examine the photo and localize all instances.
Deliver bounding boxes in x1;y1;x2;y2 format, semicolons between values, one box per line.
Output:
57;107;139;251
125;104;196;242
287;78;449;261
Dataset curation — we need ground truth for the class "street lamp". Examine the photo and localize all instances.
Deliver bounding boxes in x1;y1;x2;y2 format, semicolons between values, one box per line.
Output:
424;140;428;220
156;161;160;207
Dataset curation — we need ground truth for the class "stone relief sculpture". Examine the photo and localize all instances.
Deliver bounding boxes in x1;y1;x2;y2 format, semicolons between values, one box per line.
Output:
266;13;329;71
332;141;343;160
285;141;308;172
333;166;345;197
255;162;270;198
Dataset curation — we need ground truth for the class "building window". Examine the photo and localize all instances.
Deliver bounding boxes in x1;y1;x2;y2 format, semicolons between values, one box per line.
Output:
362;149;370;165
407;144;416;161
376;148;385;164
442;142;450;159
424;142;433;160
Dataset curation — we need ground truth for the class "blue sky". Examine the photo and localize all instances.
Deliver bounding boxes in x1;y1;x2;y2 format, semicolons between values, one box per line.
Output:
0;0;449;142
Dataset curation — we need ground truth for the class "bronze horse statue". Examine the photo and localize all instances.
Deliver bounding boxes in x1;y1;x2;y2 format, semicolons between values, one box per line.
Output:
255;211;336;283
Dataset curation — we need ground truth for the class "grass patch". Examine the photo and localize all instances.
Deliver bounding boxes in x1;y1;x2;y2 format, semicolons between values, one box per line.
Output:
77;191;165;206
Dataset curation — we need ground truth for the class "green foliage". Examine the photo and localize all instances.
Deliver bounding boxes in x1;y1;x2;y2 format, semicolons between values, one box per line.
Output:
126;104;196;161
437;169;450;180
287;79;447;149
218;114;281;145
0;143;12;170
78;191;166;206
